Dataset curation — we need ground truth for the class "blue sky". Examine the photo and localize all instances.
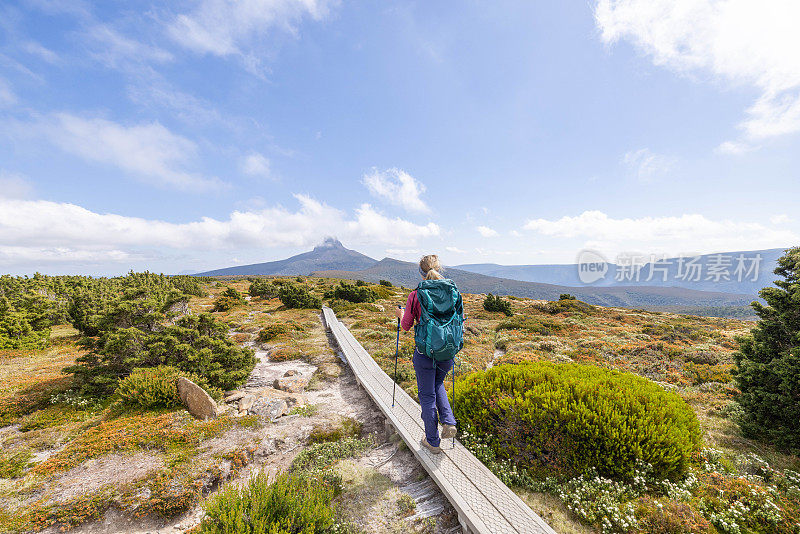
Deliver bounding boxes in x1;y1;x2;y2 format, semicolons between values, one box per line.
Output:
1;0;799;276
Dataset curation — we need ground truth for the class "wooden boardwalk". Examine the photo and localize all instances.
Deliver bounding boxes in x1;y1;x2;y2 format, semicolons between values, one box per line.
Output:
322;307;556;534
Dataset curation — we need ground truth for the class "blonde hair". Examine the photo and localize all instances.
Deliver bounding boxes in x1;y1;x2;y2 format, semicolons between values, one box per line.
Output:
419;254;444;280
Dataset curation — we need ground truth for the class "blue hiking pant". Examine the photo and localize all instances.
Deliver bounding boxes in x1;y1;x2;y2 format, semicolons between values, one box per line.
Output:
412;349;457;447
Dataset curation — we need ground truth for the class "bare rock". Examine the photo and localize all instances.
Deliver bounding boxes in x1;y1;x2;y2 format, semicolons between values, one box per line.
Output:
238;394;257;412
274;376;310;393
251;397;289;421
257;387;307;408
283;370;299;377
177;377;217;420
224;391;246;403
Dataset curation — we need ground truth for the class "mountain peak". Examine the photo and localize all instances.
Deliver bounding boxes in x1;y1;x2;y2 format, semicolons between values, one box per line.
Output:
313;236;345;251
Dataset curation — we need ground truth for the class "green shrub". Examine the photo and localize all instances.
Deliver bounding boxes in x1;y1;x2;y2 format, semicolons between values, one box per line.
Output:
291;437;373;473
685;362;732;385
248;279;278;299
199;471;337;534
330;282;377;304
66;313;256;397
115;366;210;408
483;293;512;316
213;287;245;312
453;362;701;481
0;297;51;350
535;298;596;315
734;246;800;451
495;315;561;335
278;284;322;309
559;293;576;300
379;279;393;287
257;323;290;342
307;417;362;444
0;448;33;478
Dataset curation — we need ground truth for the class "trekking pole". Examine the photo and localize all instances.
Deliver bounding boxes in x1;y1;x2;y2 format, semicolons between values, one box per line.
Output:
452;357;457;448
451;314;465;448
392;305;402;407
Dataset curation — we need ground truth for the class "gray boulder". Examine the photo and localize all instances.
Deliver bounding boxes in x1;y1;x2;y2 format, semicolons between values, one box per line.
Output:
177;377;217;420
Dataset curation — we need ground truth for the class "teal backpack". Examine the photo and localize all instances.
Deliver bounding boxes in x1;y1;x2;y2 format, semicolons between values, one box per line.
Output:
413;279;464;361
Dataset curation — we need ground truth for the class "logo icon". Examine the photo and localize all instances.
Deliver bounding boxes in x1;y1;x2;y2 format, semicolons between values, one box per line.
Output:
577;249;608;284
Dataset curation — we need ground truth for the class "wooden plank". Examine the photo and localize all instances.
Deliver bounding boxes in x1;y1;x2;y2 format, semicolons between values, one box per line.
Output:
321;307;556;534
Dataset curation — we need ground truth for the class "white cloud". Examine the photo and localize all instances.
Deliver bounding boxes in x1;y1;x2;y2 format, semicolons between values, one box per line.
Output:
386;248;421;256
346;204;439;244
168;0;334;57
595;0;800;150
0;78;16;107
8;113;221;191
0;171;34;199
477;225;498;237
770;214;792;224
523;210;797;255
716;141;754;155
86;24;173;68
22;41;59;64
362;168;430;213
241;152;272;178
622;148;673;182
0;195;439;266
445;246;466;253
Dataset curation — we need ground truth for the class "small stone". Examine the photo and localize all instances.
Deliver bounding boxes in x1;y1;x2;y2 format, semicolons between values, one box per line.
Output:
273;376;310;393
256;387;307;408
283;370;299;377
251;397;289;421
239;394;257;412
177;377;217;420
224;391;246;403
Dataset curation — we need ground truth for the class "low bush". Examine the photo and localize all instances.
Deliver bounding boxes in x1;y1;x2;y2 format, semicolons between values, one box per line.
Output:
0;447;33;478
379;279;393;287
257;323;290;343
67;313;256;397
248;279;278;299
199;470;337;534
453;362;701;481
307;417;362;444
213;287;245;312
115;366;210;408
684;351;720;365
329;282;377;304
278;284;322;309
534;298;596;315
483;293;512;316
685;362;733;385
495;315;562;336
291;436;373;473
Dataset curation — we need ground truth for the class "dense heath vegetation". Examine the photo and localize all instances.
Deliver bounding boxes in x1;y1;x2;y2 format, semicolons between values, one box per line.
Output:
1;255;799;533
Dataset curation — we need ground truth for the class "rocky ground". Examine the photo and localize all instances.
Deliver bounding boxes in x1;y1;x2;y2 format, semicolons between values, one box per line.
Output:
24;310;461;534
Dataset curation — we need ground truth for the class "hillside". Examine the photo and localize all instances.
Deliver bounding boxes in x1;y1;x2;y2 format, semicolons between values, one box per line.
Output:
195;237;377;277
456;247;786;295
312;258;758;311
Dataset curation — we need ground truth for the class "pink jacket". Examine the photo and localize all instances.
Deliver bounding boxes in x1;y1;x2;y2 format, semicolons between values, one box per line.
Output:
400;290;421;331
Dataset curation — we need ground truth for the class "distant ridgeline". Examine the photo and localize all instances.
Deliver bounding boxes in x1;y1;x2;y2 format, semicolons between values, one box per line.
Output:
191;240;783;318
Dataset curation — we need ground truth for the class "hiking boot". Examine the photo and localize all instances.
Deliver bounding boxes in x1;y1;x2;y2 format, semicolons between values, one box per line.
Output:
440;424;457;439
420;437;442;454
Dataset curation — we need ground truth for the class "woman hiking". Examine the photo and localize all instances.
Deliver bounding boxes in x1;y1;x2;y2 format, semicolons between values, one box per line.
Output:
394;254;464;454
